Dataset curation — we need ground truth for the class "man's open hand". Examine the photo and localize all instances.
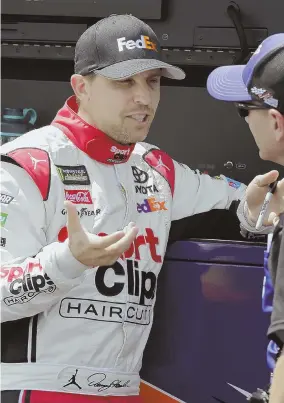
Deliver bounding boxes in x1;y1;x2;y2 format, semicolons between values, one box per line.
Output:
65;201;139;266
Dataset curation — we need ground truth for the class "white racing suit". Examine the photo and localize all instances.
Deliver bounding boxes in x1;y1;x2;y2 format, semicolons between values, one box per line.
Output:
0;96;260;398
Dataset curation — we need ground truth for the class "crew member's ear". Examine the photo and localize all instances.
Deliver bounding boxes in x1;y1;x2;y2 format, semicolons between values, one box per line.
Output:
70;74;90;103
269;109;284;142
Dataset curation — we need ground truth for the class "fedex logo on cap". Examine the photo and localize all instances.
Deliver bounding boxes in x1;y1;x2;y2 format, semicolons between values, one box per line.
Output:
117;35;157;52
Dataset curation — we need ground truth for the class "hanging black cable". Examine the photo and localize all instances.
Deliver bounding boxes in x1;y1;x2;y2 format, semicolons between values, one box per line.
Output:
227;2;250;64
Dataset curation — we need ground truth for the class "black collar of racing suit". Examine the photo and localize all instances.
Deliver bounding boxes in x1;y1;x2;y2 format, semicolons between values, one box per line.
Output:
51;96;135;165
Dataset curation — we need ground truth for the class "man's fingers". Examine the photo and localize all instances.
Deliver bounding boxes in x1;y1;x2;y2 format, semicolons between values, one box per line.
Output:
254;170;279;188
123;222;136;233
105;226;139;256
268;212;279;227
97;231;127;249
274;217;280;227
96;223;137;249
276;178;284;192
65;201;84;236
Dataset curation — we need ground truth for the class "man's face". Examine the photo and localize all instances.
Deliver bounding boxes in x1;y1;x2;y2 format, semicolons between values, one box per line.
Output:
245;108;284;163
75;69;161;144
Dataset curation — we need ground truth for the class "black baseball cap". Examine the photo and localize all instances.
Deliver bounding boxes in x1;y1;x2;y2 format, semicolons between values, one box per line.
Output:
207;34;284;114
74;14;185;80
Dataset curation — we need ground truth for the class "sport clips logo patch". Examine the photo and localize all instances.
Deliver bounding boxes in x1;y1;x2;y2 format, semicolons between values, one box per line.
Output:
59;228;161;326
1;263;56;306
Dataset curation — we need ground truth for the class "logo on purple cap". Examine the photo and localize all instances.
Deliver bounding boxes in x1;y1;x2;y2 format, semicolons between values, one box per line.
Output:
253;44;263;56
250;86;279;108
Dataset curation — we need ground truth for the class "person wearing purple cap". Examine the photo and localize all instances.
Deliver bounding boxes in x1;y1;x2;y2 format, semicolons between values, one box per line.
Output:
207;33;284;163
207;33;284;403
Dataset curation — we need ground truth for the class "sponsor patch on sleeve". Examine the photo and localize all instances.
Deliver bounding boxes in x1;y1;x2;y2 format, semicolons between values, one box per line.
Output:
225;177;242;189
1;237;6;247
0;213;8;227
0;194;14;205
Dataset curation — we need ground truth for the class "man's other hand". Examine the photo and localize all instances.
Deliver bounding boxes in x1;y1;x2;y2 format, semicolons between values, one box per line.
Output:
246;170;284;226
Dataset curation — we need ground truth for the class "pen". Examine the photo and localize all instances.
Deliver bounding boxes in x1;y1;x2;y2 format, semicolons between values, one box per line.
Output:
255;180;278;230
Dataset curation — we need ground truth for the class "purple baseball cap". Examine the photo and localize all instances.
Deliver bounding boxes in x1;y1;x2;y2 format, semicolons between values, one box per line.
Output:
207;33;284;108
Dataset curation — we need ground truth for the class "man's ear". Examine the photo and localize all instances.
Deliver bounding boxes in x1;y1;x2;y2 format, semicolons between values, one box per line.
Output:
70;74;89;102
269;109;284;142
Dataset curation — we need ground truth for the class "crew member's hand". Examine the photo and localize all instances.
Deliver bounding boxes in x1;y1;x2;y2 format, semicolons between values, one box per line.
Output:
246;170;284;226
65;201;139;266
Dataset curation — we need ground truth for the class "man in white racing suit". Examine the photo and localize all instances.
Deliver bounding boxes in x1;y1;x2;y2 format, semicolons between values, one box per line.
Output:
1;14;282;403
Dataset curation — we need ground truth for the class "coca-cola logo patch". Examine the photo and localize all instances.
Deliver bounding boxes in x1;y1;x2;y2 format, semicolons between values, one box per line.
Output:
64;190;92;204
